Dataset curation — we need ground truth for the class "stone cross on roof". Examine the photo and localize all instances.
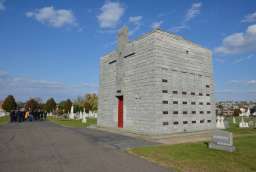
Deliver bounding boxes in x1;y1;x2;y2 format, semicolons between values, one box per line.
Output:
117;26;128;55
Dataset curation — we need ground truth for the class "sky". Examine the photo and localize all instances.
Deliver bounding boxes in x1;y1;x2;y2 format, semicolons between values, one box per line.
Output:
0;0;256;102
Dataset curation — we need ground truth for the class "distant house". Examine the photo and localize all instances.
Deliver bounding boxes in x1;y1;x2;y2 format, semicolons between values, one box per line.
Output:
222;108;234;116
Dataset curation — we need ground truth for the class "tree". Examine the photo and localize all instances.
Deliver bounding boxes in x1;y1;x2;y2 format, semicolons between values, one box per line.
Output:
233;109;241;116
2;95;17;112
83;93;98;112
25;99;39;112
44;98;56;113
16;101;25;109
216;104;223;115
58;99;72;114
73;96;84;113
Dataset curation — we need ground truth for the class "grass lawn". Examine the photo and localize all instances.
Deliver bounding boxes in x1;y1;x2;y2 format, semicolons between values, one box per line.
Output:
130;136;256;172
130;117;256;172
0;115;9;125
48;116;97;128
226;116;256;136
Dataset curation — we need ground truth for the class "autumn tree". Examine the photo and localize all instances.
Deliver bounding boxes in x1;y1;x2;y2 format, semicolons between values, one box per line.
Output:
25;99;40;112
2;95;17;112
233;109;241;116
83;93;98;112
73;96;84;113
44;98;56;113
58;99;72;113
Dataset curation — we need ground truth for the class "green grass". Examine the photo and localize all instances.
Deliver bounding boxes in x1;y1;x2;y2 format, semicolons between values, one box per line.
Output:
226;116;256;136
0;115;9;125
48;116;97;128
130;136;256;172
130;117;256;172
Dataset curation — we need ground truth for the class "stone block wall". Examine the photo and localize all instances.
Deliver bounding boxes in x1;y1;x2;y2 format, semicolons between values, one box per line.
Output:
98;29;216;135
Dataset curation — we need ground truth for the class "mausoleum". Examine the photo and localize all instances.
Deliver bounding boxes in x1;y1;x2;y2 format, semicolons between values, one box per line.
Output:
98;27;216;134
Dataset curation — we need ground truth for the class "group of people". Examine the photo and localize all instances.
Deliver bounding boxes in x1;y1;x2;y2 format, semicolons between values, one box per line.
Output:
10;110;47;123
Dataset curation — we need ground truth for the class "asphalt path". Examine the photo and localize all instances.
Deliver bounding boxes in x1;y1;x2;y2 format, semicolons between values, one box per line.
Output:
0;121;171;172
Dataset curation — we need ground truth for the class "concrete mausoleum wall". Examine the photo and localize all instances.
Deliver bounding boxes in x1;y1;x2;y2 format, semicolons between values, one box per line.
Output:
98;28;216;135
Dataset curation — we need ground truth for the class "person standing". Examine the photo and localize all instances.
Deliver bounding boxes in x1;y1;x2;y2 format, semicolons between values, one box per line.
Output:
44;111;47;120
10;110;15;122
25;111;29;121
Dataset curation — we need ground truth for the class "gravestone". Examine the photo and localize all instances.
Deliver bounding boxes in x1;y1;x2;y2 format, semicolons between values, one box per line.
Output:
239;116;249;128
232;116;236;124
216;116;225;129
69;105;75;119
248;121;254;128
209;130;235;152
82;114;87;123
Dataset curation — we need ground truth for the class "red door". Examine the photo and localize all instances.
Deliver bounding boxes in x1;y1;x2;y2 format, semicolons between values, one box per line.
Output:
118;96;123;128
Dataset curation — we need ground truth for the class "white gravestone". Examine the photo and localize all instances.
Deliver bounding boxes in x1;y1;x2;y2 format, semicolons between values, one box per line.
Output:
79;111;83;120
239;108;249;128
69;105;75;119
89;111;92;118
232;116;236;124
82;113;87;123
246;108;251;117
216;116;225;129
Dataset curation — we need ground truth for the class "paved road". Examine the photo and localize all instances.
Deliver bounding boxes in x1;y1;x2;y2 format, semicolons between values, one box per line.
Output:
0;122;171;172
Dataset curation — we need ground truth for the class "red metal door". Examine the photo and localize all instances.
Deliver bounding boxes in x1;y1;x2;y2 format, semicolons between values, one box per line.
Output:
118;96;123;128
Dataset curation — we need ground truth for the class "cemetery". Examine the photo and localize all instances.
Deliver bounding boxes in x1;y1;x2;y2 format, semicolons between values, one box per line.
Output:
129;115;256;172
1;1;256;172
48;116;97;128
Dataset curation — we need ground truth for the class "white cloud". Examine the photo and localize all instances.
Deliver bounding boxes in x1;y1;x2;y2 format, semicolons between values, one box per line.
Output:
248;80;256;84
128;16;143;35
97;1;124;29
26;6;77;28
0;0;5;11
228;79;256;85
233;54;254;64
151;21;163;29
129;16;142;25
171;2;202;32
185;2;202;22
242;11;256;23
215;24;256;55
0;70;97;101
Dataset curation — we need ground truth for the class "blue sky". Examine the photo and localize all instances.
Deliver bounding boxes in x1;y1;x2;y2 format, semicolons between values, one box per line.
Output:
0;0;256;102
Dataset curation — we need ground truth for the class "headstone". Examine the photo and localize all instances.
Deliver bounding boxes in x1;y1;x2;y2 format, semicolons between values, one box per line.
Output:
232;116;236;124
248;121;254;128
69;105;75;119
79;111;83;120
82;113;87;123
246;108;251;117
89;111;92;118
216;116;226;129
208;130;235;152
239;116;249;128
